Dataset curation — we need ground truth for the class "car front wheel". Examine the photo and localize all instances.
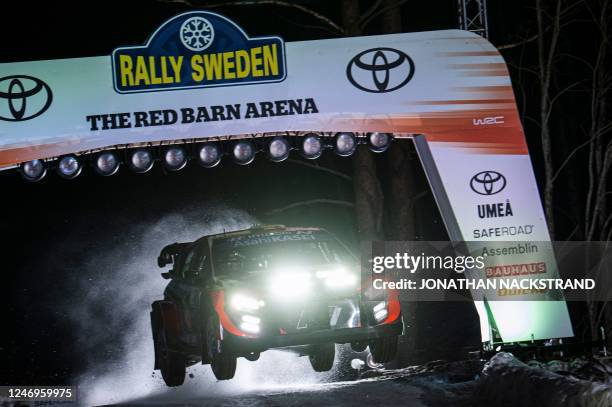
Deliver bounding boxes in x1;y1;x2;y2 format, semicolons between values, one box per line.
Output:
308;343;335;372
369;335;398;363
211;352;237;380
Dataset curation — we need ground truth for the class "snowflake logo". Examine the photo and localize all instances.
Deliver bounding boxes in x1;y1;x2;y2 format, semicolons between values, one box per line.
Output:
179;17;215;52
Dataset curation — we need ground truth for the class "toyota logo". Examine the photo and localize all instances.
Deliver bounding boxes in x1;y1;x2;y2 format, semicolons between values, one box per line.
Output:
470;171;507;195
0;75;53;121
346;47;415;93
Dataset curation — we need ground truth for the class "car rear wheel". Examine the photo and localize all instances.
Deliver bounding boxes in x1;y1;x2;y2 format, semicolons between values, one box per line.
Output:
309;343;335;372
369;335;398;364
211;353;237;380
155;325;186;387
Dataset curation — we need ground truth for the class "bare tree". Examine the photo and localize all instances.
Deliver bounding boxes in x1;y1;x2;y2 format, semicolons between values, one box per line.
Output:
341;0;386;242
381;0;418;242
584;0;612;243
536;0;563;240
580;0;612;342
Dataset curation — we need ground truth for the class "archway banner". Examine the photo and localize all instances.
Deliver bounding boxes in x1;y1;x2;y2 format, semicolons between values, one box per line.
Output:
0;10;573;343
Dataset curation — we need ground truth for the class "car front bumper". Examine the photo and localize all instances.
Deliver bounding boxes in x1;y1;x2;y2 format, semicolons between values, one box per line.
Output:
222;318;403;354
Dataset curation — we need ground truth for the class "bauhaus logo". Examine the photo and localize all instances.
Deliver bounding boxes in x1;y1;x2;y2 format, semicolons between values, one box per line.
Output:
0;75;53;121
346;47;415;93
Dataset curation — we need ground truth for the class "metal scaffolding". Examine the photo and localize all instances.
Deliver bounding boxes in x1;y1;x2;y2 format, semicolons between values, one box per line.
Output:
457;0;489;38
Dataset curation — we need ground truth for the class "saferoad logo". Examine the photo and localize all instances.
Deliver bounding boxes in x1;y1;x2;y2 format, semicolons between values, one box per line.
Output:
346;48;415;93
0;75;53;121
470;171;507;195
111;11;286;93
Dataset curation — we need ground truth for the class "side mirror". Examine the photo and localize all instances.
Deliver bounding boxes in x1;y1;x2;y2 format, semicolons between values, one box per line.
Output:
158;252;173;267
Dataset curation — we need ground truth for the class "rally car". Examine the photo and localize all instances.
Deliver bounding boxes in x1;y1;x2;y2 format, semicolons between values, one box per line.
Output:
150;225;402;385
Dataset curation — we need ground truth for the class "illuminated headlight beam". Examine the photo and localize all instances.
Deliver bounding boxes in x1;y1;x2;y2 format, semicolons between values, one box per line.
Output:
269;272;312;299
373;301;388;322
316;267;358;288
231;293;265;312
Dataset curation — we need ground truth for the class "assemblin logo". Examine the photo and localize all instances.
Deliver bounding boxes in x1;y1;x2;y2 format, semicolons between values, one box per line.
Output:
473;116;504;126
477;200;513;218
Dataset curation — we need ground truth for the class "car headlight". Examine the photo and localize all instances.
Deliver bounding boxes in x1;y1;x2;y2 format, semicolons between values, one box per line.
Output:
240;314;261;334
373;301;388;322
269;271;312;299
230;293;265;312
316;267;359;289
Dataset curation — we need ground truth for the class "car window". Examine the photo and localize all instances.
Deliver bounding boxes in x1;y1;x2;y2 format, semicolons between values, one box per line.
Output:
181;243;209;279
211;231;354;279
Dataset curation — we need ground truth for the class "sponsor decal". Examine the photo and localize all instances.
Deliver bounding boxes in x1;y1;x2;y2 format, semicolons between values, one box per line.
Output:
470;170;507;195
498;288;547;296
346;47;415;93
480;243;539;257
477;199;513;218
473;116;505;126
485;262;547;278
0;75;52;121
219;230;327;248
472;224;534;238
112;11;286;93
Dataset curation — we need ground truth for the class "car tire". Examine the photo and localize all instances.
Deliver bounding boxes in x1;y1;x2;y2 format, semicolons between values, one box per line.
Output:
369;335;398;364
309;343;335;372
211;353;237;380
155;325;186;387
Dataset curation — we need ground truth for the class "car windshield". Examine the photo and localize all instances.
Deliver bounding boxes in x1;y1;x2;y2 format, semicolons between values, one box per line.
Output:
211;230;353;279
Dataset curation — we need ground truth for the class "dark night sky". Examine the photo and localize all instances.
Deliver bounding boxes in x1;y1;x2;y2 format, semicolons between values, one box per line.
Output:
0;0;551;388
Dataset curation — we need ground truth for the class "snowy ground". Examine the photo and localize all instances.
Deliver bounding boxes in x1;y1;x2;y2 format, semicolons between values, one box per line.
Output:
117;375;427;407
2;353;611;406
106;353;612;407
103;357;482;407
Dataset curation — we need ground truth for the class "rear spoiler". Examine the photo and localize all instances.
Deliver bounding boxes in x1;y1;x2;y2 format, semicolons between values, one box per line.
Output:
157;242;191;267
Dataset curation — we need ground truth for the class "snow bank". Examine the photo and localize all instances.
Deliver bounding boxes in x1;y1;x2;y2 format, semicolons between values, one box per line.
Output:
477;352;612;407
